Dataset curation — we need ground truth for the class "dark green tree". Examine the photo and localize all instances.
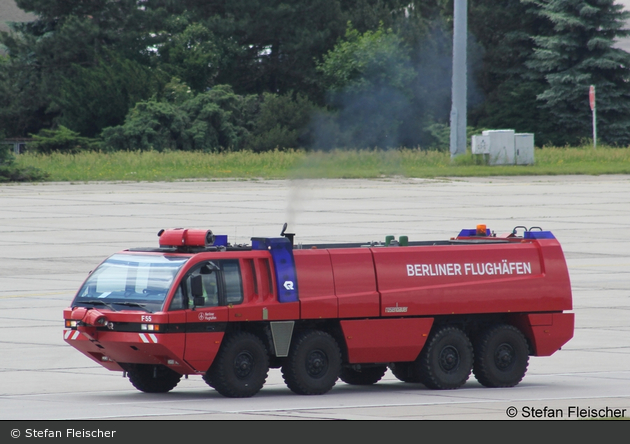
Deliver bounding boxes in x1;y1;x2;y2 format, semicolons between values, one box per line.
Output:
56;53;168;137
0;0;156;138
524;0;630;145
0;28;57;137
467;0;559;145
11;0;600;149
314;3;495;150
136;0;349;101
152;22;224;93
141;1;446;102
316;23;417;148
246;92;319;151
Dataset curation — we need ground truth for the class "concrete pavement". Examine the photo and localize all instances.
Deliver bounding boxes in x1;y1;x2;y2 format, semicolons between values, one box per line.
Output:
0;176;629;420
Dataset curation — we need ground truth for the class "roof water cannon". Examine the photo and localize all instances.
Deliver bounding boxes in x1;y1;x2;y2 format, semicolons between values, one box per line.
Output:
158;228;217;248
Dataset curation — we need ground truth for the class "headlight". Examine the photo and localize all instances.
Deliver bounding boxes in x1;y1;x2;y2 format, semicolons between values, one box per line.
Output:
141;324;160;331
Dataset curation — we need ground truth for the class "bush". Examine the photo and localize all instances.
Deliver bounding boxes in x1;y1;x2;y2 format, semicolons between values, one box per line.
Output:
101;84;323;153
181;85;258;151
0;142;49;182
28;126;101;154
101;100;188;151
246;92;317;151
101;84;258;152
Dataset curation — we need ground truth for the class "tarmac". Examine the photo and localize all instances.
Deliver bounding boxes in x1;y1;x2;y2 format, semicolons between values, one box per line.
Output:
0;176;629;421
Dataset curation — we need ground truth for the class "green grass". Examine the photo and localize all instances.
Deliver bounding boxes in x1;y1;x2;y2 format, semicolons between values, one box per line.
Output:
12;145;630;182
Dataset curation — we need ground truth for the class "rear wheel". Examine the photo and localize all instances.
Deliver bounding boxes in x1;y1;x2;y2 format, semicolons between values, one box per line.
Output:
416;326;473;390
473;324;529;388
127;364;182;393
282;330;342;395
340;365;387;385
207;331;269;398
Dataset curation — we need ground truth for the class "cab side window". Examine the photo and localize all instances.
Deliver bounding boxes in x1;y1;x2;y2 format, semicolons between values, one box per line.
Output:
195;264;220;307
168;260;242;310
223;260;243;305
168;262;218;310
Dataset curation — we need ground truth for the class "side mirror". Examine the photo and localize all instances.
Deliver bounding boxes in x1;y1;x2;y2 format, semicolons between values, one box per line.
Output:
190;275;205;308
191;275;204;298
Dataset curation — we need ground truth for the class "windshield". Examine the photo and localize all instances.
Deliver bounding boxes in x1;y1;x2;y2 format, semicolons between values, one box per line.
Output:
73;253;189;313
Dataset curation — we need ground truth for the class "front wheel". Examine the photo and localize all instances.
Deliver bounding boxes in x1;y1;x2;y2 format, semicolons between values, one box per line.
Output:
127;364;182;393
473;324;529;388
416;326;473;390
282;330;342;395
207;331;269;398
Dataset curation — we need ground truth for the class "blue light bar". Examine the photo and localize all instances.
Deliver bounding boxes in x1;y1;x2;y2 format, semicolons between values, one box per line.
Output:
214;235;228;247
524;231;556;240
458;228;490;237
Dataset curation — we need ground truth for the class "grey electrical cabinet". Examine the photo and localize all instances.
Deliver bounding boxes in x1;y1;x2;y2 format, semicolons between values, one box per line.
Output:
515;133;535;165
471;130;534;165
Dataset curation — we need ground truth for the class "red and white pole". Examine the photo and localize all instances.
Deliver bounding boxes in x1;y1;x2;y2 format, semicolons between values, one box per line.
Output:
589;85;596;149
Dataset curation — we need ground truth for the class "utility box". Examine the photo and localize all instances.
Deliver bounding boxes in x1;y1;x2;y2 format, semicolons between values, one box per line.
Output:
515;133;535;165
471;130;534;166
471;134;490;155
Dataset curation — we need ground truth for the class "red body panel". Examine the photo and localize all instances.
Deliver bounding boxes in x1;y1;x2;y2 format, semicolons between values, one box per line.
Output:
330;249;380;318
512;312;575;356
293;250;337;319
292;238;572;319
182;332;224;372
63;329;194;373
341;318;434;363
183;307;228;371
373;239;572;316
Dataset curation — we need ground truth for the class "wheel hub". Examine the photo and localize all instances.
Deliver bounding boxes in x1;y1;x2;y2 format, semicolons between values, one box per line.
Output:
439;345;460;372
306;350;328;378
234;351;254;378
494;343;515;370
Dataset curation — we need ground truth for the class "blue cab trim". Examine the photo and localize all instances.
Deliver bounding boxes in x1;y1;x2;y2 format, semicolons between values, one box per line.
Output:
252;237;299;303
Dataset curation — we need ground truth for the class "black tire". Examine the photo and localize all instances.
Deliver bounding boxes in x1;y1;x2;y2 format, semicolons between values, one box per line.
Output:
388;362;421;383
340;365;387;385
473;324;529;388
201;370;215;389
127;364;182;393
282;330;342;395
416;326;473;390
207;331;269;398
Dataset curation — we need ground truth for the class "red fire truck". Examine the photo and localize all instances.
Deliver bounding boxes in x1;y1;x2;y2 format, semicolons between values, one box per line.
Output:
63;223;574;397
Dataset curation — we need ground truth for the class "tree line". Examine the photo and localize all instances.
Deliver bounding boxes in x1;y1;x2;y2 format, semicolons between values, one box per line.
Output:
1;0;630;155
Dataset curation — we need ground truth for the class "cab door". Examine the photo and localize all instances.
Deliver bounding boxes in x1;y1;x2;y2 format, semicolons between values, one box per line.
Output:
179;261;230;372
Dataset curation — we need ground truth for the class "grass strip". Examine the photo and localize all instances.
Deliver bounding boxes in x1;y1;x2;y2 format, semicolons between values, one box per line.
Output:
12;146;630;182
